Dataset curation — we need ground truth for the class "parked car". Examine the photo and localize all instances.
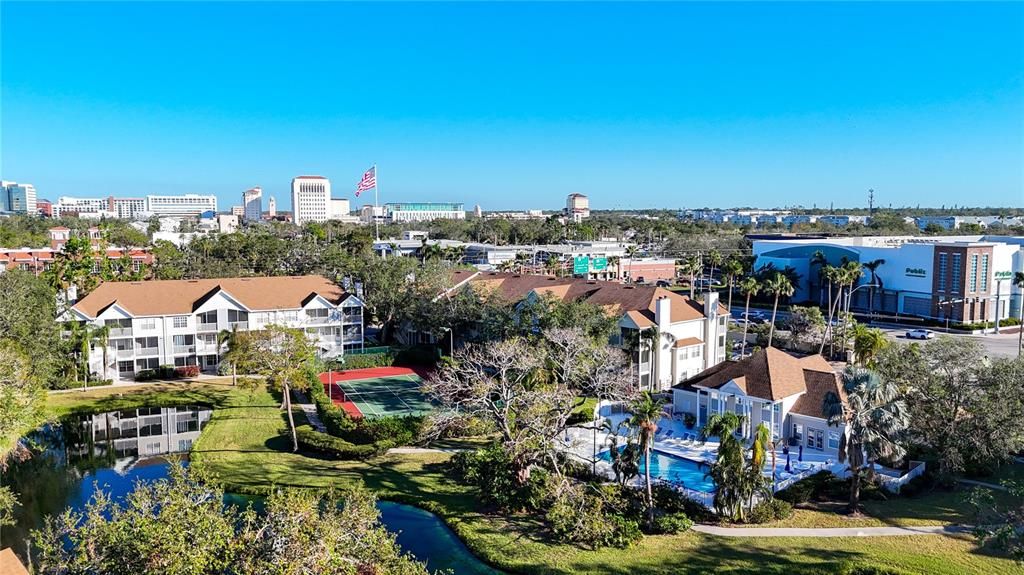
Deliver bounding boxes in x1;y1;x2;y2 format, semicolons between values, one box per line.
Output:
655;279;671;288
905;329;936;340
742;311;769;324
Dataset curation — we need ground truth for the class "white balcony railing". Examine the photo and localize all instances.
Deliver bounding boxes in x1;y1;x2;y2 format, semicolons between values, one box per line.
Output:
108;328;133;338
173;345;196;355
228;321;248;330
305;315;333;325
197;322;218;332
116;348;134;359
135;346;159;356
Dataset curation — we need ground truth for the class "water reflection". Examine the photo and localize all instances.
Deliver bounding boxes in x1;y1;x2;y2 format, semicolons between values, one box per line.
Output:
0;406;211;555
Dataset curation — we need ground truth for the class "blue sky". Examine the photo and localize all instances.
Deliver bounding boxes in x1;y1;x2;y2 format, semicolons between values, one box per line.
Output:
2;1;1022;211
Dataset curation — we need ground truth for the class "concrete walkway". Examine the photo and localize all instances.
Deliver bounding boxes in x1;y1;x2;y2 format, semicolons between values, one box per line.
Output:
693;524;969;538
292;391;326;433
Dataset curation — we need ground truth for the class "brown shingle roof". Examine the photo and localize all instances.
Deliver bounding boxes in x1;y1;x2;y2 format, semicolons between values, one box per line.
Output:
0;548;29;575
72;275;348;318
790;370;845;419
674;347;836;402
673;336;703;348
461;272;726;324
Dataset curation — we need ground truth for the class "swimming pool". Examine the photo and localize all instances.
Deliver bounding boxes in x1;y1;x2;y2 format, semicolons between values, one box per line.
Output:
599;447;716;493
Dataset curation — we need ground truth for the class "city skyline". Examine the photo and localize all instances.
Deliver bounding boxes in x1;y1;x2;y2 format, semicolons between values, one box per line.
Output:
2;2;1022;211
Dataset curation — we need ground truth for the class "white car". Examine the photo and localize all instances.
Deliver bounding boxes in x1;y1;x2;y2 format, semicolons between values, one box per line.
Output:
905;329;935;340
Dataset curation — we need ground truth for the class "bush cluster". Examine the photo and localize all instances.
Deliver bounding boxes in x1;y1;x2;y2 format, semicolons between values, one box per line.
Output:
748;499;793;524
776;471;888;505
545;483;644;549
448;445;552;512
292;425;396;460
135;365;199;381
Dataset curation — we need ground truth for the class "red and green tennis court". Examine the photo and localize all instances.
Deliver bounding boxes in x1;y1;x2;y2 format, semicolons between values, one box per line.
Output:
318;367;432;419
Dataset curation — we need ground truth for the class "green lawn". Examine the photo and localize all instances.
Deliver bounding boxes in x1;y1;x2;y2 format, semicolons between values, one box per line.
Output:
47;382;1024;575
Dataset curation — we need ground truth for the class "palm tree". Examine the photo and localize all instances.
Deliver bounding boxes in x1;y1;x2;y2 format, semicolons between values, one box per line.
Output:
818;265;841;355
629;392;665;527
93;324;110;382
746;422;774;514
823;367;908;514
839;261;864;358
738;277;760;357
514;251;531;274
420;241;444;263
707;249;724;287
861;259;886;316
722;258;745;313
625;245;641;283
851;325;889;366
218;326;241;386
763;273;794;348
76;324;99;389
810;250;829;306
1015;272;1024;357
681;254;702;299
700;412;747;521
498;259;516;273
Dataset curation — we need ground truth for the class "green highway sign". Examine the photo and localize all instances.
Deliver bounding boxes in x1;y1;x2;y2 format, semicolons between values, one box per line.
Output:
573;256;590;275
592;257;608;271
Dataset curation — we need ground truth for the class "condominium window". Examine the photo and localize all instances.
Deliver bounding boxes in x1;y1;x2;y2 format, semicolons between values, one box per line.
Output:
117;361;134;373
139;318;156;330
828;431;840;450
968;254;978;293
792;423;803;441
227;309;248;323
197;311;217;324
979;255;989;292
951;254;962;292
937;253;948;291
306;308;329;319
172;316;188;328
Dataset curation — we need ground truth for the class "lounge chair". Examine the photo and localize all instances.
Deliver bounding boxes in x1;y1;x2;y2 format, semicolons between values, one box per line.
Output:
663;430;674;439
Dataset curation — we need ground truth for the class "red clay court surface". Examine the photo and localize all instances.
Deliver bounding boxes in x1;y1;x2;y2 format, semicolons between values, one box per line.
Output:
319;366;432;418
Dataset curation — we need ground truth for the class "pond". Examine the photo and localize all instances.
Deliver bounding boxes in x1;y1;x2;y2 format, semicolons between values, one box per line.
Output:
1;406;500;575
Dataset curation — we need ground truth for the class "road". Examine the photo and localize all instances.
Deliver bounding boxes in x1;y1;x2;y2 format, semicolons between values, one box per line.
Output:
729;308;1021;359
874;326;1020;359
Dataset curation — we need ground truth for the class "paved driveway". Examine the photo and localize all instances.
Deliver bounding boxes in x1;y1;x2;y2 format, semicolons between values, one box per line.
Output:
876;327;1020;359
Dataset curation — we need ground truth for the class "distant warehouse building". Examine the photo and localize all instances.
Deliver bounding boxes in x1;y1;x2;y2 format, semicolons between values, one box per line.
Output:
752;235;1024;324
385;202;465;223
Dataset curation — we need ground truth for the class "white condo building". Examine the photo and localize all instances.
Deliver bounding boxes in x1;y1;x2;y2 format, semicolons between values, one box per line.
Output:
291;176;331;225
268;196;277;218
242;187;263;222
146;194;218;217
384;202;465;223
65;275;365;382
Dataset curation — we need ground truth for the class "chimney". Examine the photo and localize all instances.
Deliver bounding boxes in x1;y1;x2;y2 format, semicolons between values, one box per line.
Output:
704;291;720;320
655;295;671;332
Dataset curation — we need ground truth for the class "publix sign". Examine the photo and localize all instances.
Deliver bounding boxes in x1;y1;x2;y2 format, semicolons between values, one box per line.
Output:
994;271;1014;281
905;267;927;278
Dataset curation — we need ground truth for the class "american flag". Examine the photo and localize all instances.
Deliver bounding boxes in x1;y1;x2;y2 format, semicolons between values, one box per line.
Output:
355;166;376;197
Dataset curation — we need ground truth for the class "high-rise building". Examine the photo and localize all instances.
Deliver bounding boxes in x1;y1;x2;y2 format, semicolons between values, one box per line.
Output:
329;198;351;220
291;176;331;226
111;197;146;219
1;181;38;215
231;205;245;217
242;187;262;222
145;194;218;217
53;196;108;217
564;193;590;223
268;196;277;218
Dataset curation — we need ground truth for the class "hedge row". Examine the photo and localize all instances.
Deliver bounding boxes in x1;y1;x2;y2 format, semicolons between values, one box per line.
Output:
135;365;200;381
293;425;398;460
306;369;423;445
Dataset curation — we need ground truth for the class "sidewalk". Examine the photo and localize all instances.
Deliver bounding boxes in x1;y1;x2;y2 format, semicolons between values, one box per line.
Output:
292;391;326;433
693;524;968;538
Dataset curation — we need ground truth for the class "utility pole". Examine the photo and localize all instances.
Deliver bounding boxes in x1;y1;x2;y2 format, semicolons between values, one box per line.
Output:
868;188;875;216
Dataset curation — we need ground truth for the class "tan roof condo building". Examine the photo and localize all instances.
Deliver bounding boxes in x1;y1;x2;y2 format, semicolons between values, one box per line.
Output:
291;175;331;225
64;275;365;382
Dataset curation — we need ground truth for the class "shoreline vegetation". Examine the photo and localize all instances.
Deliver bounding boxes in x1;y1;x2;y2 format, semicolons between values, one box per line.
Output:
36;380;1024;575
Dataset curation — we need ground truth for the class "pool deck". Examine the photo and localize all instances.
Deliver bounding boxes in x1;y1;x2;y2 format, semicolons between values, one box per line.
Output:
564;402;851;502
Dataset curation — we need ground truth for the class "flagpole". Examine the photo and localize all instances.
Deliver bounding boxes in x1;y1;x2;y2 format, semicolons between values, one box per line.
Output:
374;163;380;241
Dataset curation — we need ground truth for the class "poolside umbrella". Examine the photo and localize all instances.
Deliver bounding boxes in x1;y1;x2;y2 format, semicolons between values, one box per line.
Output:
785;453;792;473
798;445;803;463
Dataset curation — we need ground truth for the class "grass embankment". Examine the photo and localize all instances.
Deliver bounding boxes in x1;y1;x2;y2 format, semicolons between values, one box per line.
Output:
48;382;1024;575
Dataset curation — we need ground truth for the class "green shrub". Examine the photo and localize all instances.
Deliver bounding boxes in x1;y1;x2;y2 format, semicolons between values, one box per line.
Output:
447;444;550;512
776;470;835;504
651;512;693;534
748;498;793;524
293;425;382;460
650;483;714;522
339;352;395;370
393;345;439;366
546;483;642;549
